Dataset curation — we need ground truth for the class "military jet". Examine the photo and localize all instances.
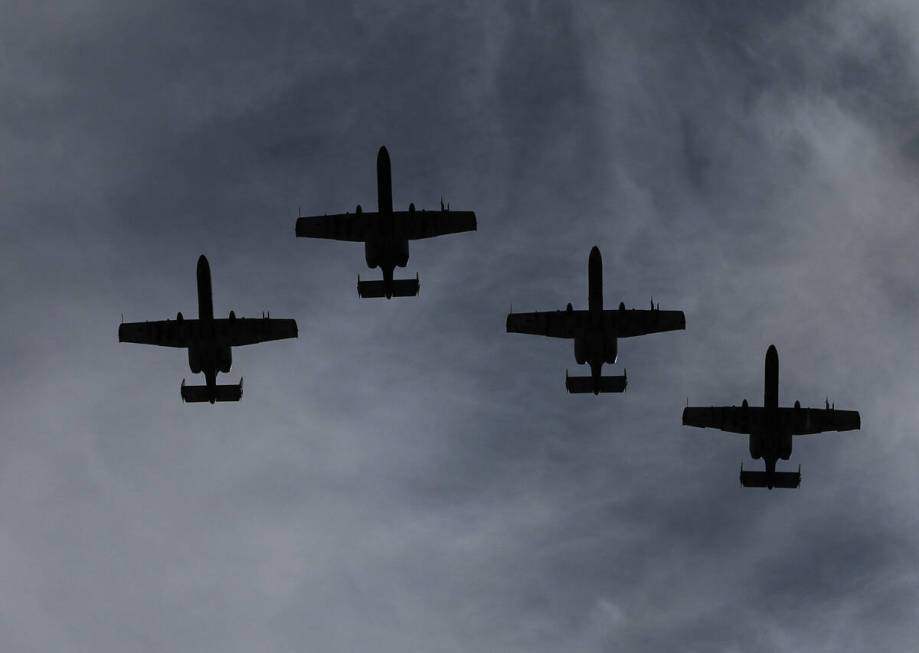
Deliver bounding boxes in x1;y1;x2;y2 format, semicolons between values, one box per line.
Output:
682;345;861;488
118;255;298;403
506;246;685;394
295;146;477;299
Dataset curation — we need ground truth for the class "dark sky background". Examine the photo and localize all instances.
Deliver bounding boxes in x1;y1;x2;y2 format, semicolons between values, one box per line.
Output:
2;1;919;651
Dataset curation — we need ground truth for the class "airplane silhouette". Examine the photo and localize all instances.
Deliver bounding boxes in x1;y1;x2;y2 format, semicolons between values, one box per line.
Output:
683;345;861;488
295;146;477;299
506;246;685;394
118;255;297;403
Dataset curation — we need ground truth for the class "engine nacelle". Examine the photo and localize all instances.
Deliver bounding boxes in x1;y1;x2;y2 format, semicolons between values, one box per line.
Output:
779;432;792;460
395;239;409;267
574;337;587;365
365;241;379;268
188;347;202;374
604;337;618;365
217;347;232;374
749;434;762;459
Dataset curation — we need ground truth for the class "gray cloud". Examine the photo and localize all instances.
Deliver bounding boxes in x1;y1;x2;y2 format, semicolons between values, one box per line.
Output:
2;1;919;651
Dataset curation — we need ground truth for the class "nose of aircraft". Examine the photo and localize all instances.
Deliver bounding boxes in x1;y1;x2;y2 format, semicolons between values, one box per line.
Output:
197;254;210;277
588;245;602;273
766;344;778;362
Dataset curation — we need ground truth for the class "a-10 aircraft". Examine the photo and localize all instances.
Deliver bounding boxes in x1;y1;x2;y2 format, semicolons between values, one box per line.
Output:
118;255;298;403
682;345;861;488
506;246;686;394
295;146;477;299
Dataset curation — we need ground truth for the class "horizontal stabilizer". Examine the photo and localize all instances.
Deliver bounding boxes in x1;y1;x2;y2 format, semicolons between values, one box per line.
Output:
357;276;419;299
740;466;800;489
180;379;243;403
565;371;627;394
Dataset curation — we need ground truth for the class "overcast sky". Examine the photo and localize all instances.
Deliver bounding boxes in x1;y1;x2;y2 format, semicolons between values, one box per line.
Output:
2;1;919;651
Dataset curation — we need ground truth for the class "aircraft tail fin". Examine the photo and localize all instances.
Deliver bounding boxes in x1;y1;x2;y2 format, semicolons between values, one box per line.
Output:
565;370;627;394
357;275;419;299
739;464;800;489
181;378;243;403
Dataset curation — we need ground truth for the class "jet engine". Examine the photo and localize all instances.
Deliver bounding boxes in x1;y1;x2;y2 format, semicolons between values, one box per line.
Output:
217;347;232;374
395;239;409;267
188;347;202;374
749;434;762;459
574;337;587;365
779;432;792;460
604;337;618;365
365;241;379;268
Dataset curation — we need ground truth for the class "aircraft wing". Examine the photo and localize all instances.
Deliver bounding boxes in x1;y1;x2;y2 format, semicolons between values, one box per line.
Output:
218;317;299;347
118;318;298;348
295;213;370;241
506;310;587;339
398;209;477;240
682;406;765;435
118;320;193;348
605;309;686;338
779;406;861;435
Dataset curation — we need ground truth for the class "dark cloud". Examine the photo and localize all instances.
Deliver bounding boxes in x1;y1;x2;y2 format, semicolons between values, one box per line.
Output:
2;0;919;651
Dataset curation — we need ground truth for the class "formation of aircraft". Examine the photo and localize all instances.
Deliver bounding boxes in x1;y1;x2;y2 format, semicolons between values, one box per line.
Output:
118;255;298;403
117;146;861;487
683;345;860;488
295;146;477;299
506;246;685;394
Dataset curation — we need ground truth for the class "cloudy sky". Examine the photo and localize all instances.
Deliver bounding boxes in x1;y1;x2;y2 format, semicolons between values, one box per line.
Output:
3;1;919;651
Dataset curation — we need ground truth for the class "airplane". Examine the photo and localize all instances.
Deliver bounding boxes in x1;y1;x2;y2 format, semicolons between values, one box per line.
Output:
682;345;861;489
295;146;477;299
118;255;298;403
505;246;685;394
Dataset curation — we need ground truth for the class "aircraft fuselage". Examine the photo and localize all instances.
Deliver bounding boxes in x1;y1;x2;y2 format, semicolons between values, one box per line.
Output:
748;345;794;479
573;246;617;385
363;146;410;292
187;255;232;397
